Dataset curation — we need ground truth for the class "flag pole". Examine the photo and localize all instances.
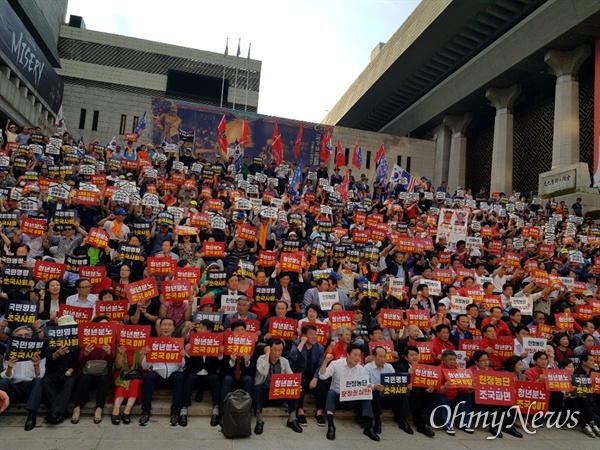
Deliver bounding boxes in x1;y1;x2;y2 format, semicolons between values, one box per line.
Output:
244;43;251;112
220;38;228;108
232;38;241;110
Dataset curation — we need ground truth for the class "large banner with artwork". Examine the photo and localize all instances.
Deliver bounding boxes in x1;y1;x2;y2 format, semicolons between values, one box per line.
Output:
151;98;330;166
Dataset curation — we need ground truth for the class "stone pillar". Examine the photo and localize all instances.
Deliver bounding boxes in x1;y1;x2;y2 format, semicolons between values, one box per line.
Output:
485;84;521;194
443;113;472;192
433;123;451;188
544;45;590;169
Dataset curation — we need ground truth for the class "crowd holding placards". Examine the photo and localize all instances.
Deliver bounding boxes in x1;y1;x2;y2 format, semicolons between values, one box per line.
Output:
0;122;599;442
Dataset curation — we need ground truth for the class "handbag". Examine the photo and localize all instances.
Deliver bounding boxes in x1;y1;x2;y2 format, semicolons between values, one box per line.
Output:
120;369;145;380
83;360;108;376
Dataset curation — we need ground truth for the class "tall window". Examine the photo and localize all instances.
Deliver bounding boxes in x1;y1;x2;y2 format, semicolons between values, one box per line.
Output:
132;116;139;133
406;156;412;173
397;155;402;167
366;151;371;169
78;109;86;129
119;115;127;135
91;110;99;131
345;148;350;165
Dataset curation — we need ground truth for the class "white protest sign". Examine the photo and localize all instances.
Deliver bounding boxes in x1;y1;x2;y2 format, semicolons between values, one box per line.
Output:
318;292;339;311
389;277;405;298
222;295;239;314
48;182;70;200
466;237;482;249
79;165;96;176
142;193;160;208
420;279;442;296
210;215;227;230
510;296;533;315
112;190;130;204
340;375;372;402
449;296;471;315
522;337;547;356
455;350;467;369
260;207;278;219
235;198;252;210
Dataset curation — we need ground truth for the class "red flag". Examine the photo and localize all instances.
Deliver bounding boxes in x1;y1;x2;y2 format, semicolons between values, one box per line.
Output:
217;115;228;152
239;120;250;146
319;129;331;163
375;144;385;164
334;139;345;169
271;123;279;142
351;136;361;169
272;134;283;165
339;168;350;201
293;123;304;159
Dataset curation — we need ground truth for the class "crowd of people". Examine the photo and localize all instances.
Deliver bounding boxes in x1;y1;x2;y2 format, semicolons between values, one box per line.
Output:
0;122;599;443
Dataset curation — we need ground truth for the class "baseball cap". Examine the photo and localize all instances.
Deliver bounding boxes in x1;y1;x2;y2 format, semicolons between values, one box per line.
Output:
115;208;127;216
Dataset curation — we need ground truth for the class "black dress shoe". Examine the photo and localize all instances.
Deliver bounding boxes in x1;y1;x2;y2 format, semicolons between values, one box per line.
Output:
399;419;414;434
416;424;435;437
195;391;204;403
326;425;336;440
210;414;220;427
489;425;503;438
254;420;264;435
179;414;188;427
504;426;523;438
170;414;179;427
363;426;380;442
286;420;303;433
374;420;382;434
25;412;37;431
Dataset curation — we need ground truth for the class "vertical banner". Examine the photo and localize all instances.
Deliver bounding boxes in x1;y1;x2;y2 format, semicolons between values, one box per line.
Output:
594;40;600;187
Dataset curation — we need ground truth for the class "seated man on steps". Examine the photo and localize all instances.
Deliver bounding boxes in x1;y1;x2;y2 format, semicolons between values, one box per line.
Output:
319;343;380;442
139;317;186;427
252;339;302;435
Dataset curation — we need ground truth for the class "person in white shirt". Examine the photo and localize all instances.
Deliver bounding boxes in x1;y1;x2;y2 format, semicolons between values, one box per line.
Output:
139;317;186;427
0;325;46;430
365;346;397;434
513;324;533;368
319;343;379;442
65;278;98;310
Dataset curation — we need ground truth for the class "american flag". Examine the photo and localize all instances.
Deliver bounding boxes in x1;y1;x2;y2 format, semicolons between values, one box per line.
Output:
135;111;147;135
291;160;303;192
233;140;243;173
390;164;416;192
375;155;388;181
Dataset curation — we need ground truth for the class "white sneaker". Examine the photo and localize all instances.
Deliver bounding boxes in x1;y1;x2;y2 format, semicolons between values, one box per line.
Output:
590;422;600;438
446;426;456;435
582;424;596;438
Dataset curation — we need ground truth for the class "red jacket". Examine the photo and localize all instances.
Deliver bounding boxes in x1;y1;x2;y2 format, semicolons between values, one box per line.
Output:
481;318;512;338
431;338;455;365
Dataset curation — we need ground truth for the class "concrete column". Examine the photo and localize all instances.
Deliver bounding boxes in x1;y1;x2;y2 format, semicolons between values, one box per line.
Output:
485;84;521;194
443;113;472;192
433;123;451;188
544;45;590;169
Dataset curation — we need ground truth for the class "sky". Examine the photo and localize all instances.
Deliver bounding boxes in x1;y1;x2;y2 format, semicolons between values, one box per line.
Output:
66;0;421;124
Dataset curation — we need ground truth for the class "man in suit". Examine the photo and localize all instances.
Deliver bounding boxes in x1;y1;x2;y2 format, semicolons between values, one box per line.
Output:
223;296;258;329
449;314;474;348
183;320;222;427
214;273;247;310
252;339;302;434
288;324;325;426
301;278;330;316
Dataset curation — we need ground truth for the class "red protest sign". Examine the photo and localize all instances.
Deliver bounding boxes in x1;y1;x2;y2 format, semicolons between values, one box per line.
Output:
443;368;473;387
554;314;575;331
538;244;554;257
78;321;117;348
504;252;523;268
117;324;150;349
145;337;184;363
207;198;223;210
314;323;329;346
491;337;514;359
147;257;176;275
368;341;395;362
515;381;548;414
91;174;106;186
78;266;106;286
458;339;480;358
95;300;128;321
74;190;98;206
411;364;442;388
474;370;514;406
238;224;257;241
545;369;572;392
438;251;452;265
161;280;191;302
33;260;65;281
59;304;93;324
175;226;197;236
257;250;278;267
188;332;223;357
405;310;430;328
268;318;298;340
577;304;594;321
483;294;502;310
434;269;454;285
21;217;46;237
328;311;354;331
174;267;201;284
125;277;158;305
279;252;302;273
395;236;416;253
456;268;475;282
352;229;370;244
240;319;260;334
380;309;403;329
223;331;257;355
269;373;302;400
536;323;554;340
87;228;109;248
408;340;434;364
202;241;225;258
190;212;209;228
124;132;138;142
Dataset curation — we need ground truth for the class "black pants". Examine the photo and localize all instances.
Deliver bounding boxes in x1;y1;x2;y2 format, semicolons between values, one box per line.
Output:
252;383;298;414
407;387;436;427
72;374;110;409
42;372;76;415
298;374;326;410
371;391;403;420
183;373;220;407
0;378;43;412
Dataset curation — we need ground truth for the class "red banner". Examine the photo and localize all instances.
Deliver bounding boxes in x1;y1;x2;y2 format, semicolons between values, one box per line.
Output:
207;198;223;210
174;267;201;284
328;311;354;331
408;340;434;364
78;266;106;286
78;321;117;348
554;314;575;331
279;252;303;273
515;381;548;414
577;304;594;322
190;212;209;228
545;369;572;392
268;317;298;340
491;337;514;359
240;319;260;334
125;277;158;305
482;294;502;310
95;300;128;321
474;370;514;406
352;229;370;244
145;337;184;363
269;373;302;400
59;304;93;324
434;269;454;285
405;310;430;329
188;332;223;357
117;325;151;350
223;331;257;355
443;368;473;387
536;323;554;340
368;341;395;362
458;339;480;358
380;309;403;329
257;250;278;267
411;364;442;388
395;236;416;253
32;260;65;281
74;190;98;206
21;217;46;237
238;224;257;241
161;280;191;302
147;257;176;275
87;227;109;248
314;323;329;346
202;241;225;258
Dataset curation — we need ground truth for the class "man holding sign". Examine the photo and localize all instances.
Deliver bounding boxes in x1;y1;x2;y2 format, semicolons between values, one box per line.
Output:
319;344;379;441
